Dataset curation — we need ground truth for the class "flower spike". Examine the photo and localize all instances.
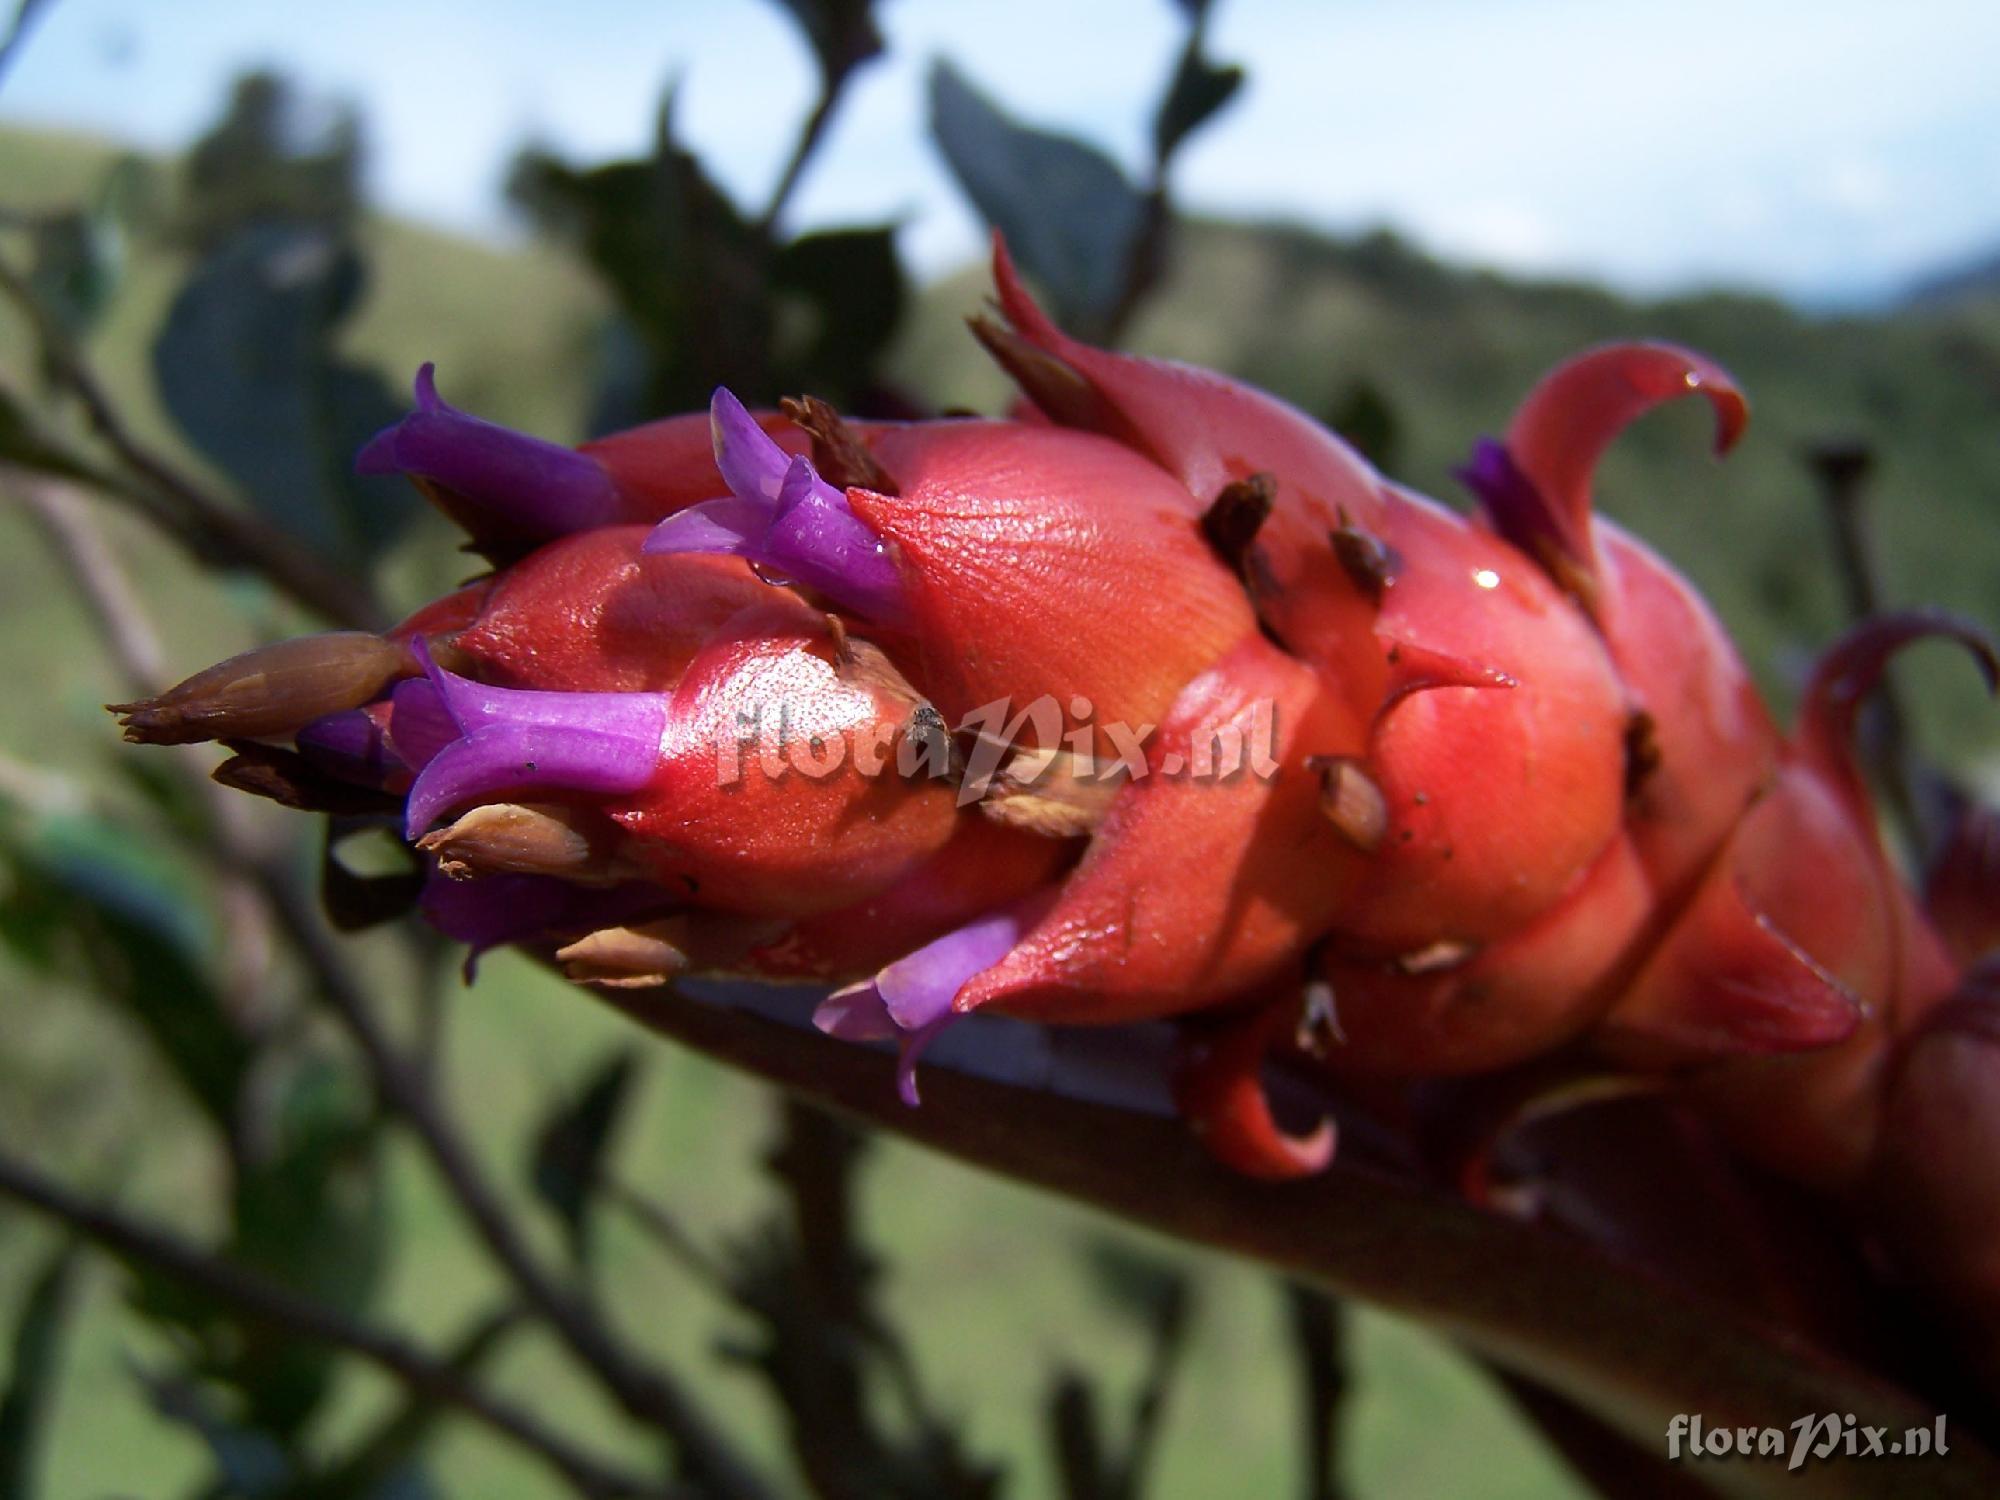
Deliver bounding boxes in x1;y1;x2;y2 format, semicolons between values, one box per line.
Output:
643;388;906;624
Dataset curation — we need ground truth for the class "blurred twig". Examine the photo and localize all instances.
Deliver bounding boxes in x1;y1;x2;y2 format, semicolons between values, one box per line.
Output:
0;1148;666;1500
1805;440;1920;839
0;254;383;627
1283;1284;1351;1500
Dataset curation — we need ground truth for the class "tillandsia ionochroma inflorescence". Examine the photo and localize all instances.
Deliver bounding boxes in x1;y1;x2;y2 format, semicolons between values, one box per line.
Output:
116;237;2000;1376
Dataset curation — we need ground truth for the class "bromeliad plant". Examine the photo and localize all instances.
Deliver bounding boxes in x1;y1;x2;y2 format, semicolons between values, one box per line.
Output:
116;233;2000;1436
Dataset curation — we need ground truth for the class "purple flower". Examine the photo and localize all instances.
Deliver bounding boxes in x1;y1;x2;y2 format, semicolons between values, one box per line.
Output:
296;708;405;788
420;869;671;980
358;364;624;544
814;906;1031;1105
400;641;670;838
644;388;906;624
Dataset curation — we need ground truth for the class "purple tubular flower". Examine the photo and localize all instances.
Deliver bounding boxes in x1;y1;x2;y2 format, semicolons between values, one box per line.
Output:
1456;437;1589;578
400;640;669;838
387;678;459;770
420;870;671;980
813;907;1031;1106
357;364;623;544
643;387;906;624
296;708;405;787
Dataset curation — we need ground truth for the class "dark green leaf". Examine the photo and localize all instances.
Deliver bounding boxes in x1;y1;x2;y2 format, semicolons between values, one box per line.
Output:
133;1367;293;1498
151;224;414;566
1152;39;1244;169
512;98;772;419
770;225;906;399
223;1058;386;1436
27;211;121;340
305;1305;518;1500
0;1242;79;1500
927;61;1146;338
0;810;249;1130
530;1049;641;1266
769;0;884;84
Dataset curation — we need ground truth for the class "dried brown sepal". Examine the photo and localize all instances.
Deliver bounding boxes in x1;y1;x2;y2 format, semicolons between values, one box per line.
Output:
1330;520;1396;605
416;802;647;886
110;632;408;745
1200;472;1276;582
968;313;1126;435
556;915;786;988
780;394;900;495
1622;710;1663;800
1307;754;1388;853
979;745;1124;837
212;741;404;817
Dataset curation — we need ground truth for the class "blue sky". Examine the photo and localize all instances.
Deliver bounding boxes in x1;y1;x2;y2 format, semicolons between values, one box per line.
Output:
4;0;1997;305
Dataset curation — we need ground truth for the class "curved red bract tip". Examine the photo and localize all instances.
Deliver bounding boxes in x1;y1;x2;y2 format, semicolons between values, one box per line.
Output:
1797;610;1999;817
1491;342;1749;598
1172;999;1335;1180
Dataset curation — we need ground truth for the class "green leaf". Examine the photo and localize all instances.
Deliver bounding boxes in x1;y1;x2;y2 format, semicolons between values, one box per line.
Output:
768;0;884;83
0;809;249;1131
1151;38;1244;169
132;1367;293;1498
151;224;415;566
529;1049;641;1267
511;100;773;421
927;61;1146;339
223;1058;386;1436
304;1305;517;1500
0;1242;79;1500
770;225;906;399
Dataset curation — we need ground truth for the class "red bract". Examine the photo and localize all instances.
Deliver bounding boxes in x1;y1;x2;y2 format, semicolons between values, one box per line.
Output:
117;237;1998;1332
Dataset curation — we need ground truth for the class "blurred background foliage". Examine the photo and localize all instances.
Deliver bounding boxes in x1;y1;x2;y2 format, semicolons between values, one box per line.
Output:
0;0;1996;1495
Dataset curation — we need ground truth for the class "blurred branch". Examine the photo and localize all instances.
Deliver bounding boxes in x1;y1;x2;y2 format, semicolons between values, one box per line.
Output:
257;864;779;1500
1804;440;1918;837
1283;1284;1350;1500
0;254;382;628
14;471;164;690
0;1148;666;1500
756;0;882;234
604;1174;733;1295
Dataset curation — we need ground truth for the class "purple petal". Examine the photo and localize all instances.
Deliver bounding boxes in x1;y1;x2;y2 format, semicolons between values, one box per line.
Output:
708;386;792;506
645;387;906;625
763;458;907;620
357;364;623;543
388;678;459;770
813;906;1031;1106
420;869;671;979
399;641;671;834
296;709;404;787
1456;437;1585;569
641;496;772;558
